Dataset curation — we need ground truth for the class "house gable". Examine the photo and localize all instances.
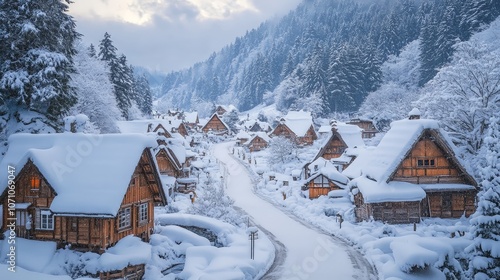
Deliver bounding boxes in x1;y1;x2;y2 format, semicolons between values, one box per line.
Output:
156;148;180;177
390;130;477;186
202;114;229;134
315;132;347;160
270;123;296;140
152;124;173;138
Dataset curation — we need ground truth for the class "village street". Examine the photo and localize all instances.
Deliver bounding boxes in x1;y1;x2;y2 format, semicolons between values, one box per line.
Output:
213;142;375;280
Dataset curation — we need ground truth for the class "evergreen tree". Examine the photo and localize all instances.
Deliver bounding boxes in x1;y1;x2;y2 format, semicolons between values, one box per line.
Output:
133;74;153;116
467;115;500;280
0;0;79;120
88;44;96;58
98;33;134;119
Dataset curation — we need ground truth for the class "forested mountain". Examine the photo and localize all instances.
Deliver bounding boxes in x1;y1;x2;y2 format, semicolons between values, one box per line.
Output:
158;0;500;116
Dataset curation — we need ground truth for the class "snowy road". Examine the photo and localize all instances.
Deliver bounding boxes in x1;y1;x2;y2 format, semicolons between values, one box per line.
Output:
213;142;376;280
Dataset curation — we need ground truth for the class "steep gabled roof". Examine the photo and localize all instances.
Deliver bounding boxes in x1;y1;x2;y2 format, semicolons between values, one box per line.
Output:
0;133;161;216
362;118;474;184
202;113;231;133
305;166;349;187
314;122;365;160
247;132;271;144
184;112;199;124
281;110;315;137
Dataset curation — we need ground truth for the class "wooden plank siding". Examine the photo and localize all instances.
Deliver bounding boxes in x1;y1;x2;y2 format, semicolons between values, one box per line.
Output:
247;136;268;152
392;131;471;185
1;150;159;252
202;114;229;134
316;133;347;160
270;124;317;146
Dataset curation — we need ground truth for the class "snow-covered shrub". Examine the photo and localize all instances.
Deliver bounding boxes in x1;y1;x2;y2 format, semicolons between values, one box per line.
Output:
187;176;245;226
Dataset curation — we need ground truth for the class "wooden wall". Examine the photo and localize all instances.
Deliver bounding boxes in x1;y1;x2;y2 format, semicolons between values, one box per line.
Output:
270;124;295;141
307;175;340;199
156;150;179;177
2;152;157;252
202;115;228;134
299;126;317;146
421;191;476;218
353;193;421;224
319;133;347;160
248;136;268;152
393;132;469;184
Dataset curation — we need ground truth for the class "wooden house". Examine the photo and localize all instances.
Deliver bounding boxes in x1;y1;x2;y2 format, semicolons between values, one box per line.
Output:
348;111;478;224
304;167;349;199
269;110;317;146
214;105;237;116
202;113;230;135
246;132;271;152
184;112;200;129
0;133;167;252
310;121;365;172
347;118;378;139
235;131;251;145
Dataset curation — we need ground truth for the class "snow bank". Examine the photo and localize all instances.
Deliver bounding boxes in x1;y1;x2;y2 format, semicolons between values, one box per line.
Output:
99;235;151;272
0;238;56;273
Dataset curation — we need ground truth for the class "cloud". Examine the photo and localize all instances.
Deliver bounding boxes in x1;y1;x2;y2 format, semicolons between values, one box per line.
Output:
70;0;259;26
69;0;301;72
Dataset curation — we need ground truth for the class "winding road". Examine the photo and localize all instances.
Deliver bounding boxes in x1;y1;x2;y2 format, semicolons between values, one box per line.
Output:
212;142;376;280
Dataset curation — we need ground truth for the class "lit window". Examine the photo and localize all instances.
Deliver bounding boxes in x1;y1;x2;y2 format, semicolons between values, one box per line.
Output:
118;207;131;229
31;177;41;190
139;203;148;223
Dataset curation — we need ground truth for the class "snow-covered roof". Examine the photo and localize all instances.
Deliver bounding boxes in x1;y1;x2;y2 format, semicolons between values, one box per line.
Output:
305;167;349;187
247;132;271;143
351;177;426;203
334;122;365;148
363;118;441;183
318;125;332;134
281;110;314;137
0;133;158;216
117;119;184;137
184;112;199;123
236;131;251;140
342;146;376;179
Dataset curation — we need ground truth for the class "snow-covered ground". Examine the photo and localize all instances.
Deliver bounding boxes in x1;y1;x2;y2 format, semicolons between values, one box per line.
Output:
213;142;375;280
230;140;476;280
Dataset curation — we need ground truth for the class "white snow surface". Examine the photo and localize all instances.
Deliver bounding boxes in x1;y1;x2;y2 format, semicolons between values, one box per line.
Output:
281;110;315;137
0;133;157;215
350;177;427;203
156;213;275;280
361;118;440;183
213;142;355;280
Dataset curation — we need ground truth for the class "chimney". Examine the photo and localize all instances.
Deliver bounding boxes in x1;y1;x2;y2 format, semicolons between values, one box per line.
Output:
408;108;421;120
330;119;338;132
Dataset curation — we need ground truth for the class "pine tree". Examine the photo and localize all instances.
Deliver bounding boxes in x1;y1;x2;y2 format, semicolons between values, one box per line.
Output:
133;74;153;116
0;0;79;120
467;115;500;280
98;33;134;119
88;44;96;58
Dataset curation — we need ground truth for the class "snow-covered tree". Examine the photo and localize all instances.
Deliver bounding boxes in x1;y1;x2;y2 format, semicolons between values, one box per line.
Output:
187;174;243;226
267;136;298;172
416;39;500;157
467;115;500;280
133;73;153;117
359;40;421;130
222;109;240;133
69;42;121;133
99;33;135;119
0;0;79;120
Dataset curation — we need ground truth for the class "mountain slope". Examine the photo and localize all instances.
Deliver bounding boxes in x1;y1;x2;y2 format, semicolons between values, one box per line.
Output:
157;0;499;117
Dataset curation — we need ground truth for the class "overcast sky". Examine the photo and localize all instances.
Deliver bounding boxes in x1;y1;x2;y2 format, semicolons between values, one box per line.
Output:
68;0;301;73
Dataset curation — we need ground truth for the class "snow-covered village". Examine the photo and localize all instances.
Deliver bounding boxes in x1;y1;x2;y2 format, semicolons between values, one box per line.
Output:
1;0;500;280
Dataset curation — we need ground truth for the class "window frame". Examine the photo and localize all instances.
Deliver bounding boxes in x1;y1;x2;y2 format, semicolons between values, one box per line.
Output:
36;209;54;230
118;207;131;230
416;158;436;168
138;203;148;224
